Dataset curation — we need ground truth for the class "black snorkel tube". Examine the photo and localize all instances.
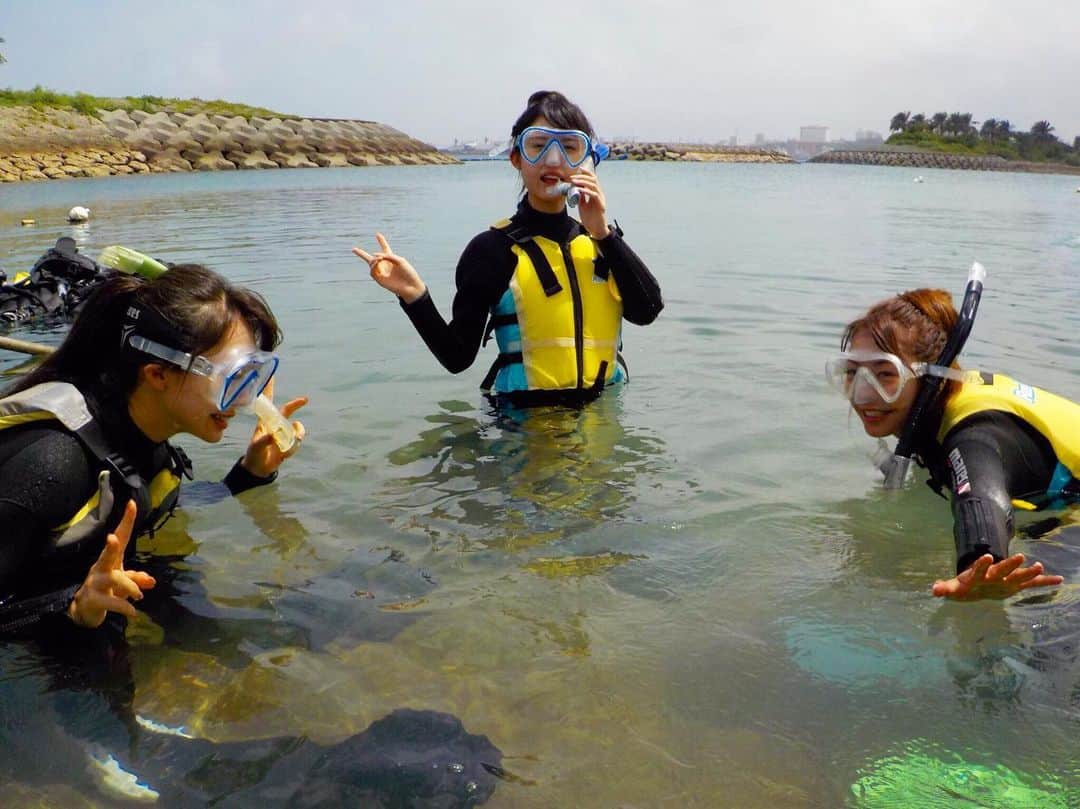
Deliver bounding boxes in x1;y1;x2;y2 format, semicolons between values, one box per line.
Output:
881;262;987;488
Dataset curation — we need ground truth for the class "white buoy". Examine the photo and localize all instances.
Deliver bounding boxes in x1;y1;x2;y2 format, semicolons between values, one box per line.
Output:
913;176;925;184
67;206;91;223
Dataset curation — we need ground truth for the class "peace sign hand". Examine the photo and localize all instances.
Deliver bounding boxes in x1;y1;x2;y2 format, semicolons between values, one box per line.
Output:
353;233;427;304
68;500;156;628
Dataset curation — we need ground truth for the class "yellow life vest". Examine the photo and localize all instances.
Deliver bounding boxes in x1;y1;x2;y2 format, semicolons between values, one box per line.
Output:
938;373;1080;507
483;219;624;402
0;381;183;547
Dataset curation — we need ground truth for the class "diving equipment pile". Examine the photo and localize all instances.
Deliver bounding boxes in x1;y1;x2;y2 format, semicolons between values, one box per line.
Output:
0;239;168;327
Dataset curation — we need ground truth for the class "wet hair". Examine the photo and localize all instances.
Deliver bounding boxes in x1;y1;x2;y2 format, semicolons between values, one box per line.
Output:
4;265;281;404
509;90;596;154
842;287;962;399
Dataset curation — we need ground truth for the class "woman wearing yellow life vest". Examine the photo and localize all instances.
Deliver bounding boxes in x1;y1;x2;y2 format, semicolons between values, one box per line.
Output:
0;265;307;636
828;284;1078;601
354;90;663;408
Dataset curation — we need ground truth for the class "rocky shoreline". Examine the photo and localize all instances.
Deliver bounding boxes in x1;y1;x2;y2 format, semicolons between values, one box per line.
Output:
0;106;456;183
608;142;792;163
810;147;1080;176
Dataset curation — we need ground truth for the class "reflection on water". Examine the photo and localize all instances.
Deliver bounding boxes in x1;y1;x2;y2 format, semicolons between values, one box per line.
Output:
379;395;668;557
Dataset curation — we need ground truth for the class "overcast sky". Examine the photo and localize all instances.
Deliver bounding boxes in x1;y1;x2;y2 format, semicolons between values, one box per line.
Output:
3;1;1078;146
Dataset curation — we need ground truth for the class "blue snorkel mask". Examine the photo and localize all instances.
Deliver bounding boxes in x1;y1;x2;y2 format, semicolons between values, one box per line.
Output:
514;126;609;168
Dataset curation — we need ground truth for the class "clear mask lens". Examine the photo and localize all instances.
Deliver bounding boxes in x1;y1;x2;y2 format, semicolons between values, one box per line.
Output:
517;127;592;168
825;352;913;404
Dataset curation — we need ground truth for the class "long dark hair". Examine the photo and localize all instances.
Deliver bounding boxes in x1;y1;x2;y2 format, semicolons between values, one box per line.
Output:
509;90;596;154
4;265;281;405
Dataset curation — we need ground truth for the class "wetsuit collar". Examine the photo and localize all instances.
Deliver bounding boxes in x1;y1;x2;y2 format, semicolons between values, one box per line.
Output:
513;198;579;244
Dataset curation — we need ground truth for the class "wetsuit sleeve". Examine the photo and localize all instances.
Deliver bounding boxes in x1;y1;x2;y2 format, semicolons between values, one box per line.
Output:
400;232;515;373
596;228;663;325
941;412;1059;574
223;458;278;495
176;458;277;505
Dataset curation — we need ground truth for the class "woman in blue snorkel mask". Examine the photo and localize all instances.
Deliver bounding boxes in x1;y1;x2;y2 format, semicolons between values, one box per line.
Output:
354;90;663;408
830;287;1078;602
0;265;307;636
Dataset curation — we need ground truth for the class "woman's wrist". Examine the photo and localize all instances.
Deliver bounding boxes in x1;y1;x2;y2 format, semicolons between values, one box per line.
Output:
399;283;428;305
228;457;278;495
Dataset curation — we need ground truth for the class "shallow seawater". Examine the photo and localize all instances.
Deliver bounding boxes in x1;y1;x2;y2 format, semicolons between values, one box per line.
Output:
0;162;1078;806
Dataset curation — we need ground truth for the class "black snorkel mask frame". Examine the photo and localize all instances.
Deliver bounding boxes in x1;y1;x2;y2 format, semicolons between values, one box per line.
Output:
880;262;987;488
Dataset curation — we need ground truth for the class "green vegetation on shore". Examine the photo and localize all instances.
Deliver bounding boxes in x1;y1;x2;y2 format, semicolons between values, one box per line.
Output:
888;111;1079;166
0;85;293;120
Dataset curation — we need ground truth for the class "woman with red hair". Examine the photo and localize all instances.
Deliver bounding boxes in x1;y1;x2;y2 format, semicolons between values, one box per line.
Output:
829;287;1079;601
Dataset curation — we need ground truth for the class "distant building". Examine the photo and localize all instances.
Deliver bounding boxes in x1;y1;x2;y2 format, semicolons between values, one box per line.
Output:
799;126;829;143
855;129;884;145
727;135;738;147
754;132;766;145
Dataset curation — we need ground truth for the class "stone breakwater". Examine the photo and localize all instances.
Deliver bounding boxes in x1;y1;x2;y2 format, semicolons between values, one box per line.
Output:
608;142;792;163
0;106;456;182
810;148;1080;175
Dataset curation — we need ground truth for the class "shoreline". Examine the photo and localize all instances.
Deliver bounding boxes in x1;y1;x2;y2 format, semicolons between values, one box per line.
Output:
608;142;793;163
0;106;456;183
809;147;1080;177
3;105;1078;181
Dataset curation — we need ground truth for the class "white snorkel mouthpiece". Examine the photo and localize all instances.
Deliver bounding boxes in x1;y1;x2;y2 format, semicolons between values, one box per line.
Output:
552;182;582;208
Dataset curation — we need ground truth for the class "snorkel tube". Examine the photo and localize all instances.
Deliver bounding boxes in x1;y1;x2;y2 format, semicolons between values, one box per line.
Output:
881;262;987;488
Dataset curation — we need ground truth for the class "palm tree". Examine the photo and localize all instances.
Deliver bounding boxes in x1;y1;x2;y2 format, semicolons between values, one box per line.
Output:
945;113;964;137
931;112;948;135
995;120;1012;141
910;113;927;131
1074;136;1080;151
890;111;911;133
980;118;998;142
1031;120;1055;141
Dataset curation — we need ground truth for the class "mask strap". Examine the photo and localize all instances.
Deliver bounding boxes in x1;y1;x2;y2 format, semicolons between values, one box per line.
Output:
912;363;971;383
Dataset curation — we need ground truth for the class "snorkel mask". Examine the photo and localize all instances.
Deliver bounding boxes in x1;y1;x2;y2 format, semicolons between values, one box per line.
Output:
514;127;610;169
122;301;279;411
877;262;987;488
825;352;968;405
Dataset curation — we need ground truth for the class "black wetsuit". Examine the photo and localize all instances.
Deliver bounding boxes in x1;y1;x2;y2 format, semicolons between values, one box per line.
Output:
918;410;1076;573
401;199;663;375
0;385;273;633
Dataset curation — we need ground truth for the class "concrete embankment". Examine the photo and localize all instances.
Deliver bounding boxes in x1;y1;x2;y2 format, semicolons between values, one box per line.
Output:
0;106;456;182
810;148;1080;176
608;142;792;163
